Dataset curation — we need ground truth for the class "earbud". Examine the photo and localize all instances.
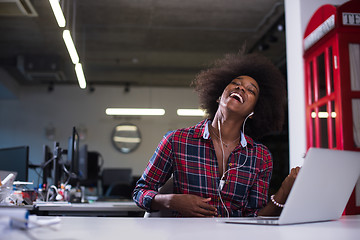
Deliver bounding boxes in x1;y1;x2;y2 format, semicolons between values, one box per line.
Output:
219;179;225;190
248;112;254;117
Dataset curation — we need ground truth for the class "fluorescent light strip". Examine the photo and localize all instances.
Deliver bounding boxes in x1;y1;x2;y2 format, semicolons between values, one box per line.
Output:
106;108;165;116
63;30;79;64
49;0;66;27
50;5;86;90
75;63;86;89
177;109;206;116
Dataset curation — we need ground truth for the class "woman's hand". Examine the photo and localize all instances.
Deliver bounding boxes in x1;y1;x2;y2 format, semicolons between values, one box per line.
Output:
272;166;301;206
152;194;217;217
258;166;301;216
280;166;301;197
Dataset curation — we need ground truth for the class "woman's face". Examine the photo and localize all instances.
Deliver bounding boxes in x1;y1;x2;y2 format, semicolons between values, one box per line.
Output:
219;75;260;117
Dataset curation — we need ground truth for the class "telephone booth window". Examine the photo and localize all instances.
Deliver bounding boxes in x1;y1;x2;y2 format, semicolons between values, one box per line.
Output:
331;101;336;148
349;43;360;148
317;53;326;99
319;104;328;148
311;108;316;146
328;47;334;93
310;62;315;103
353;99;360;148
349;43;360;91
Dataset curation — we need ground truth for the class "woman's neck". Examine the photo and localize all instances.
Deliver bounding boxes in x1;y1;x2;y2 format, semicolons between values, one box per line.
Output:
211;114;243;143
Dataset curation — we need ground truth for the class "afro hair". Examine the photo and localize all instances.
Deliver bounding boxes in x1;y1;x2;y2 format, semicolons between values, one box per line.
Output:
192;52;287;140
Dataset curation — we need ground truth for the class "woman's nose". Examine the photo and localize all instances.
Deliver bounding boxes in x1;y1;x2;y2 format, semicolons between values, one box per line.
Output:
235;85;245;92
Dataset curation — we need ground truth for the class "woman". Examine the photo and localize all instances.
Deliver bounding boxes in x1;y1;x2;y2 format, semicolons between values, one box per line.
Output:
133;52;300;217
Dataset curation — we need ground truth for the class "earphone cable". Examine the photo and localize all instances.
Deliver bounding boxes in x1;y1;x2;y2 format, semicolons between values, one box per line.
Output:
217;112;252;218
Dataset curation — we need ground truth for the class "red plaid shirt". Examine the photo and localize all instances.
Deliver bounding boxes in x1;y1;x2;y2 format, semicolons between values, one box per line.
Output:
133;119;272;217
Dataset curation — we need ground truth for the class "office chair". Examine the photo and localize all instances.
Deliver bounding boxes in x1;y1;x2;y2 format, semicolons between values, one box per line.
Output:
143;176;174;217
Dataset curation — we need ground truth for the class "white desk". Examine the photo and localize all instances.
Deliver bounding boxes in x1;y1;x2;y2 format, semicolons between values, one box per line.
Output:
34;201;144;216
1;215;360;240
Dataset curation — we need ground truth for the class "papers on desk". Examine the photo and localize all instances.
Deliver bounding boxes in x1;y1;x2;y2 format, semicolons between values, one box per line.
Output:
34;201;72;207
27;215;61;229
0;208;61;230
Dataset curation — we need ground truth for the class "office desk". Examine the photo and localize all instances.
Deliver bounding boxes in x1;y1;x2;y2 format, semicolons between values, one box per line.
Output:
34;201;144;217
1;215;360;240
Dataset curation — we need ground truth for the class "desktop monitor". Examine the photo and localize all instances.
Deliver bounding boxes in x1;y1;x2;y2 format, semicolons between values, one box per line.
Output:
78;144;88;180
42;145;53;185
52;127;80;186
0;146;29;181
79;150;101;187
67;127;80;177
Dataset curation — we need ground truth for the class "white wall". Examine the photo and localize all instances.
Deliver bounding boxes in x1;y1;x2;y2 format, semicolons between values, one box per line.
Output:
0;85;203;184
285;0;348;169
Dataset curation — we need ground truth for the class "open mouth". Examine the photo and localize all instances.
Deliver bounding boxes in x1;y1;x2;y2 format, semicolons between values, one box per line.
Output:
230;92;244;103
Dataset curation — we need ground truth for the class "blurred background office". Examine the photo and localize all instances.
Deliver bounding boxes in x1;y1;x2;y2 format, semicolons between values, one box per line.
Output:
0;0;350;200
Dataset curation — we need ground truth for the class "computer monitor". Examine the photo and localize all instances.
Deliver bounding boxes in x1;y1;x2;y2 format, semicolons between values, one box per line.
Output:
0;146;29;181
67;127;80;176
78;144;88;180
42;145;53;185
79;150;101;187
52;141;62;186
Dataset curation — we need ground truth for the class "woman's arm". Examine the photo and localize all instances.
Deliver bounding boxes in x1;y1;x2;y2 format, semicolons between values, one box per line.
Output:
133;130;217;217
132;132;175;211
258;167;301;216
152;194;217;217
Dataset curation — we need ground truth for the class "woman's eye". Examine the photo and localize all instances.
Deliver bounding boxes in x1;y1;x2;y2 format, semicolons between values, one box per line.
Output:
248;89;255;94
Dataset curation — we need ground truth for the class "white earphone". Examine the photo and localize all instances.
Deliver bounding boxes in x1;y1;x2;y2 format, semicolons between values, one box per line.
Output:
216;111;253;217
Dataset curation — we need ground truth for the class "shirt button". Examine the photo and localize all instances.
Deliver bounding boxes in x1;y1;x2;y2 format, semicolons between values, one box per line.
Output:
229;163;233;166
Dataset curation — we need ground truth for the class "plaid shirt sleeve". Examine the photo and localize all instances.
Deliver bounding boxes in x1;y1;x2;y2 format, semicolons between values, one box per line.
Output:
132;131;174;212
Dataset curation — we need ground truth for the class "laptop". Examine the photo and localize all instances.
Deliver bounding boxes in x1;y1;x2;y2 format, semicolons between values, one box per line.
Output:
222;148;360;225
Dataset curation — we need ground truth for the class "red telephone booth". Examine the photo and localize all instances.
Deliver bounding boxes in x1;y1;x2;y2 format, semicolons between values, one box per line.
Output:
303;0;360;215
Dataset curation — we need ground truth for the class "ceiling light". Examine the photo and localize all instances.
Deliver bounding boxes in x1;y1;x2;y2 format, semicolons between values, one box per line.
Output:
63;30;79;64
177;109;206;116
106;108;165;116
49;0;66;27
75;63;86;89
